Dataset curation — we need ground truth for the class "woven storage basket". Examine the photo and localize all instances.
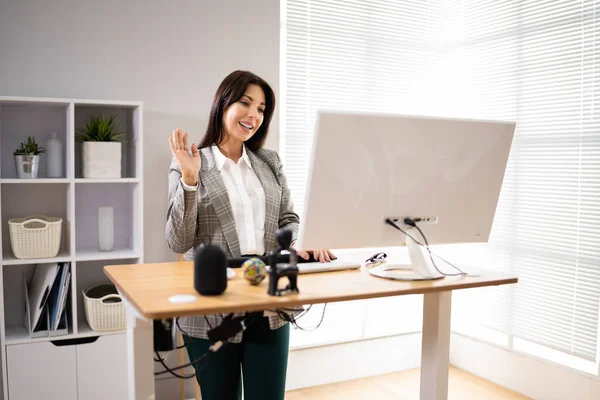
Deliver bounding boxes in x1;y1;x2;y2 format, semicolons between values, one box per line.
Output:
83;284;125;332
8;214;62;259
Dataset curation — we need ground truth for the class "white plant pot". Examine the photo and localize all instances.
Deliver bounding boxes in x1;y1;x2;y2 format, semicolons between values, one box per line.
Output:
82;142;121;178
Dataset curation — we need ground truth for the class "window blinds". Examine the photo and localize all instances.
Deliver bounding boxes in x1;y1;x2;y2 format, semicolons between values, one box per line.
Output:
281;0;445;216
445;0;600;363
282;0;599;363
282;0;444;346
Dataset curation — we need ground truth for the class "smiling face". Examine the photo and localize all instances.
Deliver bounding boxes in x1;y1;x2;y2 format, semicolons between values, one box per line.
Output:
221;84;266;146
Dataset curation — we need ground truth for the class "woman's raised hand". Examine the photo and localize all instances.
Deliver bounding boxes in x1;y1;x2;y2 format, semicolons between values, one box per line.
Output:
169;128;201;186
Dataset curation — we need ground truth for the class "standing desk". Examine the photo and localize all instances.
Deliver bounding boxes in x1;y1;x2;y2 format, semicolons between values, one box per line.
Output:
104;261;517;400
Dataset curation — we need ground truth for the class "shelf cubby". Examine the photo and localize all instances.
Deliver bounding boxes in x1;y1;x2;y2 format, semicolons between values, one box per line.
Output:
2;264;75;345
0;100;71;180
74;182;140;257
74;104;141;179
74;258;138;337
0;183;71;263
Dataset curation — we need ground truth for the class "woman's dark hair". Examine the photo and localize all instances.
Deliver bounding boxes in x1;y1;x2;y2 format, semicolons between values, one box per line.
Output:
199;70;276;151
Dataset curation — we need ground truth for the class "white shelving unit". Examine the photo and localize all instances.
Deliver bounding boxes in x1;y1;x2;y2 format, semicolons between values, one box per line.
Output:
0;96;143;400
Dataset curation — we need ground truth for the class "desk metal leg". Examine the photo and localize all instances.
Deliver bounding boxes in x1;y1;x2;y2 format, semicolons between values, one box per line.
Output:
420;291;452;400
125;300;156;400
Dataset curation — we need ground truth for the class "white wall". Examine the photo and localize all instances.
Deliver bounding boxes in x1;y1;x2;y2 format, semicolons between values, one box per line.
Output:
451;333;600;400
0;1;280;398
0;0;281;266
287;333;422;390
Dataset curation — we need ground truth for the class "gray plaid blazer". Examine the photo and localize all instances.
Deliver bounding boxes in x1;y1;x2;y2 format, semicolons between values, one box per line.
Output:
165;146;300;342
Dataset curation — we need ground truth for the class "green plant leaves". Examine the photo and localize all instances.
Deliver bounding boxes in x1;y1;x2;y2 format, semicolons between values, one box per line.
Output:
13;136;46;155
75;112;126;142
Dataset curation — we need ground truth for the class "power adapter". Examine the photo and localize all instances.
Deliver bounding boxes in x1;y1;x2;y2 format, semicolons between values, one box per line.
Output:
154;319;178;352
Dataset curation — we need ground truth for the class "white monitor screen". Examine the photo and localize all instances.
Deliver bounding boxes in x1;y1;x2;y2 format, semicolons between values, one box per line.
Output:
296;111;516;252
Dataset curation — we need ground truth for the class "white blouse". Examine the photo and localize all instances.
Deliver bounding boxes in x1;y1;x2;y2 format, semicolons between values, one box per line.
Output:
180;145;266;255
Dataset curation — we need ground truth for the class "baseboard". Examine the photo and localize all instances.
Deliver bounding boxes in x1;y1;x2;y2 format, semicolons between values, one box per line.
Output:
450;333;600;400
173;331;599;399
285;332;422;391
161;333;421;397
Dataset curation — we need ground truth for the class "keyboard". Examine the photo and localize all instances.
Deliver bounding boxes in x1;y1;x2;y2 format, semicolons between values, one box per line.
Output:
258;254;362;274
266;259;362;274
296;259;362;274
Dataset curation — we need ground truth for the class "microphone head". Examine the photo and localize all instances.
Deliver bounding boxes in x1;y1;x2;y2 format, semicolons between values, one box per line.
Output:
275;229;293;249
194;243;227;295
242;258;267;285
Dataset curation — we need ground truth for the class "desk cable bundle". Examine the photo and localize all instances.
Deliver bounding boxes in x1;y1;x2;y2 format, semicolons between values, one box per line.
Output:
153;312;263;379
267;303;328;332
153;302;328;380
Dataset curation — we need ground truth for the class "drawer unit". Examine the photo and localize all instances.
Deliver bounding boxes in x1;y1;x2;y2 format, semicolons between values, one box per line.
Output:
6;333;127;400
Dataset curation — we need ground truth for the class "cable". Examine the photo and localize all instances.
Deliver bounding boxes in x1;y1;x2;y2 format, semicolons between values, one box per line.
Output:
273;303;328;331
411;223;466;276
388;218;465;276
384;218;466;277
175;317;190;337
156;312;264;379
291;304;313;320
154;351;199;379
364;252;387;269
154;341;222;378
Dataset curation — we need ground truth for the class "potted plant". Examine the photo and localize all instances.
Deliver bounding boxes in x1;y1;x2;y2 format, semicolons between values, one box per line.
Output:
13;136;46;179
76;113;125;178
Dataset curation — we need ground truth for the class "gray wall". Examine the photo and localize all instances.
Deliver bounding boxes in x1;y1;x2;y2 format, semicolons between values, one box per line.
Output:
0;0;281;266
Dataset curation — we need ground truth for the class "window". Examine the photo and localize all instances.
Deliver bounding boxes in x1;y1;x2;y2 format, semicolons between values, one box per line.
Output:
281;0;445;348
282;0;600;372
446;0;600;370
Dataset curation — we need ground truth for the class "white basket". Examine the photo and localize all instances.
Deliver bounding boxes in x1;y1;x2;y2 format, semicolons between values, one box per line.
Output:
83;284;125;332
8;214;62;259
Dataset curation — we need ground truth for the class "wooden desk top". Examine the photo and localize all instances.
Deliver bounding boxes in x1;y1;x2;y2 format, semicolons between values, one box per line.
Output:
105;262;517;320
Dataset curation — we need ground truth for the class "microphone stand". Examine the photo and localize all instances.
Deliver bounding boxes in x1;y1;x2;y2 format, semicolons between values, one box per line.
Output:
267;229;300;296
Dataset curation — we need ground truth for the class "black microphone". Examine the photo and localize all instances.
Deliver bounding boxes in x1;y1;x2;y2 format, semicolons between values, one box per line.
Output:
194;243;227;295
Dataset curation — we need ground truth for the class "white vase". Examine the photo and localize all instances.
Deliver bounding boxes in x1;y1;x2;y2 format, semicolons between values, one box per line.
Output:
82;142;121;178
46;132;63;178
98;206;114;251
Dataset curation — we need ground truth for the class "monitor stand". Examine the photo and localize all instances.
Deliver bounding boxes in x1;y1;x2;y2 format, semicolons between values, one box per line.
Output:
368;227;444;281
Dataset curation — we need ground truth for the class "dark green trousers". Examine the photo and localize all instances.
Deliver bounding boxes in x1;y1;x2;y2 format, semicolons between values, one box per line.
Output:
183;317;290;400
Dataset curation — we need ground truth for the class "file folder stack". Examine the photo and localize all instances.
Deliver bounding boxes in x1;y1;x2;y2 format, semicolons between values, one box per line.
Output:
24;262;71;338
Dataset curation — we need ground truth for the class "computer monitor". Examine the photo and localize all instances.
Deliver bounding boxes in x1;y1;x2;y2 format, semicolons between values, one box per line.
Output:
296;111;516;280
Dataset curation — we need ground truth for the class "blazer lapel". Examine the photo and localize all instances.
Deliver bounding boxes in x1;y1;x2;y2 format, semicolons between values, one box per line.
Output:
248;151;280;252
200;147;241;257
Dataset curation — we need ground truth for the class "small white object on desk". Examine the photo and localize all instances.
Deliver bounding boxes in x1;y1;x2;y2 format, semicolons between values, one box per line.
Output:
168;294;197;304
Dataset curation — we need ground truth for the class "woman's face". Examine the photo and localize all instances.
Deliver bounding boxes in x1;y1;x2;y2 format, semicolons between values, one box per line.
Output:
222;84;266;144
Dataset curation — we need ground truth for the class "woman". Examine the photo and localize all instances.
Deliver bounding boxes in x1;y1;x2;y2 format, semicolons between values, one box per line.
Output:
165;70;335;400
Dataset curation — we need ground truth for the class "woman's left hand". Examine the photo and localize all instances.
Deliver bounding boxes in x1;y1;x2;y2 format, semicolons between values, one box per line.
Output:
291;242;336;263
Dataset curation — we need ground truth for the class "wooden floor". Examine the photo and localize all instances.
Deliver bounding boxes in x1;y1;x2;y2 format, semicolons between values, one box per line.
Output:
285;366;530;400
